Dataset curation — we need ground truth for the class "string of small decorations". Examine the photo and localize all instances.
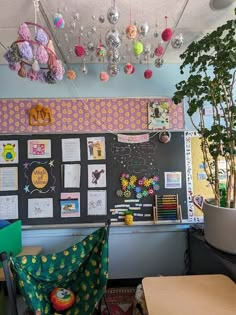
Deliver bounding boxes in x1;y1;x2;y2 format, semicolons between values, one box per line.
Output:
53;0;184;81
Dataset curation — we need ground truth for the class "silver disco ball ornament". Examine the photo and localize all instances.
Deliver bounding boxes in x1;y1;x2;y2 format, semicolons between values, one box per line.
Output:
87;41;95;52
99;15;105;23
171;33;184;49
80;63;88;75
138;22;149;37
155;57;164;68
107;49;120;63
107;6;120;24
105;29;122;49
107;63;120;76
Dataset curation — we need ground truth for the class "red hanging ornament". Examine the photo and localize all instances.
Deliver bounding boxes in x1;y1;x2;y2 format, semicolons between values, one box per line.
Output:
161;16;173;42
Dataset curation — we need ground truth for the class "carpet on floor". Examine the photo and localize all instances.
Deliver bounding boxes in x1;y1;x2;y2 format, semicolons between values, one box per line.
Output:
102;287;137;315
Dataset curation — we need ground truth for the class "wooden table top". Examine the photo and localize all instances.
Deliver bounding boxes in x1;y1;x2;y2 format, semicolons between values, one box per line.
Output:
0;246;42;281
142;274;236;315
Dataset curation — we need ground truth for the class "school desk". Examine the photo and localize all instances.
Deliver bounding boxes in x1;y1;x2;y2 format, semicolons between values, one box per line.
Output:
0;246;42;281
142;274;236;315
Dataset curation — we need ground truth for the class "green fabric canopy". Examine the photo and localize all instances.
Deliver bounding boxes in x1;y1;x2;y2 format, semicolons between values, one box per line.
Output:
11;227;109;315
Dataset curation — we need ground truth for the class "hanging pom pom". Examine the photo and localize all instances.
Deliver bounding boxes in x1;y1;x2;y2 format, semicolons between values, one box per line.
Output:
75;44;85;57
19;41;33;61
124;63;134;75
36;70;46;83
4;43;21;63
100;71;109;81
27;68;38;81
53;13;65;29
36;45;49;64
162;28;173;41
9;62;21;72
154;44;164;57
46;70;57;84
66;70;76;80
144;69;153;79
126;25;137;40
51;60;65;80
35;29;49;46
18;23;31;40
96;44;106;57
133;41;143;56
18;62;27;78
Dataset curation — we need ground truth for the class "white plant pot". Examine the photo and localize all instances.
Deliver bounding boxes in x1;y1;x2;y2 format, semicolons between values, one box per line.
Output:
203;200;236;254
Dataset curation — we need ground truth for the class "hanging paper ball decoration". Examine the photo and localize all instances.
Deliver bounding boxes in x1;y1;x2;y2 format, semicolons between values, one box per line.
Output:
18;23;31;40
154;44;164;57
155;58;164;68
66;70;76;80
133;41;143;56
144;69;153;79
100;71;109;81
124;63;134;75
126;25;137;40
171;33;184;49
107;5;120;24
53;13;65;29
96;44;106;57
161;28;173;41
75;44;85;57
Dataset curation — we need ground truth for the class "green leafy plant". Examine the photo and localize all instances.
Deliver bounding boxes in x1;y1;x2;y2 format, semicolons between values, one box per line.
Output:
173;9;236;208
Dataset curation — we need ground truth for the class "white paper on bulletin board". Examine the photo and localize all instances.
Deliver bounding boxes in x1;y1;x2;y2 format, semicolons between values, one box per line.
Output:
0;195;18;219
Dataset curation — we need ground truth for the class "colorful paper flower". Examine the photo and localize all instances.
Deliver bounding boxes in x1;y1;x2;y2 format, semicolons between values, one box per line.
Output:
124;190;131;198
144;179;151;187
138;179;144;186
116;189;123;197
130;175;137;182
135;187;142;193
142;190;149;197
148;188;154;196
121;179;129;187
136;192;142;199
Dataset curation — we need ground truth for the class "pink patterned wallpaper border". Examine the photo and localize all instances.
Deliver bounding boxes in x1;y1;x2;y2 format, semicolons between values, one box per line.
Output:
0;98;184;134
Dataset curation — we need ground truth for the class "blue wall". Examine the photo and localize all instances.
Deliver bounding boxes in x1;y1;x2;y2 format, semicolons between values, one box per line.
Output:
0;63;190;279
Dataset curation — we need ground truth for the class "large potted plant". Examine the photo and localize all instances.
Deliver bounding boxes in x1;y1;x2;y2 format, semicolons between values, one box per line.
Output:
173;10;236;254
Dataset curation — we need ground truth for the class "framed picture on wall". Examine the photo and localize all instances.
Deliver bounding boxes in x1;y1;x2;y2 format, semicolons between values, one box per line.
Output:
147;101;170;130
